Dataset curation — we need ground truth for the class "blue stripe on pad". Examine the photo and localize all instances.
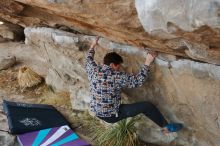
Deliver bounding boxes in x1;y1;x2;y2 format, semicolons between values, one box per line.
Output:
32;128;51;146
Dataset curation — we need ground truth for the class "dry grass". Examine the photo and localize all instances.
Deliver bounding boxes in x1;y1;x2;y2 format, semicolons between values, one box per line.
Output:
39;88;71;107
18;66;43;89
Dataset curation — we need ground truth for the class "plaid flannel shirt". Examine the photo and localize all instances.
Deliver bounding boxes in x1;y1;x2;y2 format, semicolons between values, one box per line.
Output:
85;48;149;117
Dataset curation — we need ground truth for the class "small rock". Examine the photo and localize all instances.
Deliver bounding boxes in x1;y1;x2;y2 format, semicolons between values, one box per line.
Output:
0;131;17;146
77;113;83;118
0;56;16;71
138;127;178;145
0;113;9;131
0;111;17;146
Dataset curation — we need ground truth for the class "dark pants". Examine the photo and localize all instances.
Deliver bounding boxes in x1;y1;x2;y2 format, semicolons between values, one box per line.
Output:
98;101;168;127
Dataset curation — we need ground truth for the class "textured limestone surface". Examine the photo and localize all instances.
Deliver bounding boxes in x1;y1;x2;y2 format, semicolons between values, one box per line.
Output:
0;0;220;65
136;0;220;32
0;0;220;145
19;27;220;146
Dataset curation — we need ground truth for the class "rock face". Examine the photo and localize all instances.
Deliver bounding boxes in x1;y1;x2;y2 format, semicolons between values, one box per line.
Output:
136;0;220;32
135;0;220;65
144;59;220;146
24;27;91;110
0;0;220;145
21;27;220;146
0;0;220;65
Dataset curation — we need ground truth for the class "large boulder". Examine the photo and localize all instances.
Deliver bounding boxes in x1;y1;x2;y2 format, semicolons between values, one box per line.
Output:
0;0;219;65
22;27;220;146
135;0;220;32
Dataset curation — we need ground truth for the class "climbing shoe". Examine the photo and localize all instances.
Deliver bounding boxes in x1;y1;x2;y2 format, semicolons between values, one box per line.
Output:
165;123;183;132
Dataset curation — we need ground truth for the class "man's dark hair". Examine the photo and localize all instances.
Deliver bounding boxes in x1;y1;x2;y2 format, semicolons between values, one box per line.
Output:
103;52;123;65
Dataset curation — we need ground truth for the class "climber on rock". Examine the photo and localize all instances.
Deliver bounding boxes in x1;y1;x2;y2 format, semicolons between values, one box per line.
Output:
85;37;183;133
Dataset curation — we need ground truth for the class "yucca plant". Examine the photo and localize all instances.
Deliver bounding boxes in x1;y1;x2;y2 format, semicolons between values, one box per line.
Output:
95;117;139;146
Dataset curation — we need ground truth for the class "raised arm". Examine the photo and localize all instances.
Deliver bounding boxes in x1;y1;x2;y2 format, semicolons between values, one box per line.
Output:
85;37;100;80
119;51;157;88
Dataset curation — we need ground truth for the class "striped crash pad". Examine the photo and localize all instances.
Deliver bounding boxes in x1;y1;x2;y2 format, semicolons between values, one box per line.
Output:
3;100;91;145
3;100;69;134
17;125;91;146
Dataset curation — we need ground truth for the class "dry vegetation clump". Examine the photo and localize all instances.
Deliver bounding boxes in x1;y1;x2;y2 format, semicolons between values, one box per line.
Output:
18;66;43;90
